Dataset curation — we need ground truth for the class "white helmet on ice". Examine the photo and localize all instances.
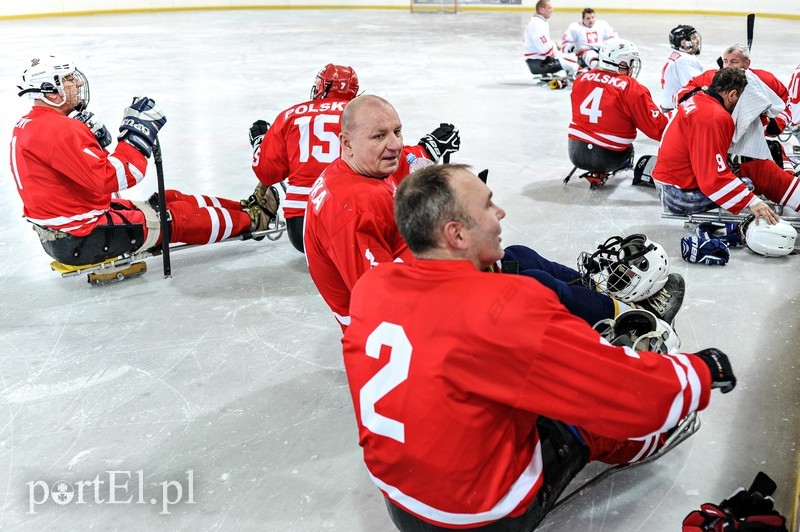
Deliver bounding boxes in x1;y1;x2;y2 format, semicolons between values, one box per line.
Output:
578;234;669;303
598;38;642;79
738;215;797;257
594;308;680;354
18;55;89;112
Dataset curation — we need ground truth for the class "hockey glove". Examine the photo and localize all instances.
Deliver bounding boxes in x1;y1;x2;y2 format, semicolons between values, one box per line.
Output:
694;348;736;393
562;42;576;54
696;222;742;248
71;110;113;149
118;96;167;158
249;119;270;150
419;123;460;162
681;236;730;266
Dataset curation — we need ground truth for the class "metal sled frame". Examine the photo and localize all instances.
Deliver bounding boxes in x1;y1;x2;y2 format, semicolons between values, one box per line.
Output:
50;215;287;284
551;412;701;512
661;203;800;232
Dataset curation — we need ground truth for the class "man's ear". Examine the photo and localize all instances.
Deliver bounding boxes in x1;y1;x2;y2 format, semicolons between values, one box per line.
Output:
442;220;468;250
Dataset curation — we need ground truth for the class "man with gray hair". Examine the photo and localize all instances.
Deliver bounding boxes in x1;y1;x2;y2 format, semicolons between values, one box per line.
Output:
342;163;734;531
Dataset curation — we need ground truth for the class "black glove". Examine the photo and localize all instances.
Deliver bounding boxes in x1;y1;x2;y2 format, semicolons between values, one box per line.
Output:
249;119;270;150
71;110;112;149
418;123;460;162
118;97;167;158
695;348;736;393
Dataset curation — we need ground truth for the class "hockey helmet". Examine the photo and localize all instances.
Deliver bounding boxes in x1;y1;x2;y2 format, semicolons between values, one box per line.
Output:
738;215;797;257
598;38;642;79
669;25;702;54
594;308;680;354
18;55;89;112
578;234;669;303
310;64;359;101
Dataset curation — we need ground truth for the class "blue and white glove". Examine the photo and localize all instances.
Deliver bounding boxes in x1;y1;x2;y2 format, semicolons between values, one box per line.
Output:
696;222;742;248
71;110;112;148
118;96;167;158
681;236;730;265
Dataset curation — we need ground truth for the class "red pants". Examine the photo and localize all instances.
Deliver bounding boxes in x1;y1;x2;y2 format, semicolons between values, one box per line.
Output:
738;159;800;210
162;190;251;245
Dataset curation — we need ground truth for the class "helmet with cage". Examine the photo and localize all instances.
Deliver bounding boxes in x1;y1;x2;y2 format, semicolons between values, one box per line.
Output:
18;55;89;112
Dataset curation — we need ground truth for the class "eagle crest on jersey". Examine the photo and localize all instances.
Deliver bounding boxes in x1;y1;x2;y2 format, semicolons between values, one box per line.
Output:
17;55;90;112
669;25;702;54
310;64;359;101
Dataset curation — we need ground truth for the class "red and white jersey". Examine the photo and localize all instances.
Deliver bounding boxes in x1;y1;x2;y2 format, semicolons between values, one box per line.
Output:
252;97;348;219
343;259;712;528
303;146;427;329
560;20;617;53
654;91;757;214
568;70;667;150
788;64;800;130
523;15;556;60
678;68;792;133
658;50;704;110
10;106;148;237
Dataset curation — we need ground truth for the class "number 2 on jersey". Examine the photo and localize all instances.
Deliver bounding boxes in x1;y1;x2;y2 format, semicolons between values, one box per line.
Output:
294;114;340;163
579;87;604;124
359;322;412;444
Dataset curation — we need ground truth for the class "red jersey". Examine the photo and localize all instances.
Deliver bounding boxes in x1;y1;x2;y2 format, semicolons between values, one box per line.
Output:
303;146;427;329
343;259;712;528
568;70;667;151
252;97;348;219
653;91;756;214
677;68;791;132
10;106;148;236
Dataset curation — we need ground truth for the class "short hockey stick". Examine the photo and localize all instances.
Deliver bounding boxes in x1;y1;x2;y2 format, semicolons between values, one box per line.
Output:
716;13;755;68
152;140;172;278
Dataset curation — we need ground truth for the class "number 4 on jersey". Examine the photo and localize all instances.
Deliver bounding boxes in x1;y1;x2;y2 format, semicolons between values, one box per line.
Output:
579;87;604;124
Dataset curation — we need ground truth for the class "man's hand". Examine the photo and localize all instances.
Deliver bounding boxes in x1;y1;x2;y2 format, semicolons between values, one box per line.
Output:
749;199;779;225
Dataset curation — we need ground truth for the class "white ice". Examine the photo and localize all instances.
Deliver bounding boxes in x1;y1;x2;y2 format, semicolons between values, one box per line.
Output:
0;8;798;531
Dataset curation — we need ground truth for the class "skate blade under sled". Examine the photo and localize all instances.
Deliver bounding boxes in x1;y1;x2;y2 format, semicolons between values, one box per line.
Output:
532;73;570;90
49;219;287;285
550;412;701;512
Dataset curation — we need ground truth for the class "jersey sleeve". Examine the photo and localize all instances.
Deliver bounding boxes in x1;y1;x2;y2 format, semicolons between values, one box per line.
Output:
675;69;711;106
252;115;291;187
51;125;147;194
689;110;755;213
451;279;712;441
627;82;669;141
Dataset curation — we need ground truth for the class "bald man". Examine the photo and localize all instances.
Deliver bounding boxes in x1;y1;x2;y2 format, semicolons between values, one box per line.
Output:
303;95;459;330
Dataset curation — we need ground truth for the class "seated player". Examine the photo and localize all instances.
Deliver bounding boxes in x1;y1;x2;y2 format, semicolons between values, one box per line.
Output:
342;163;736;532
11;55;278;267
567;38;667;188
560;7;618;70
658;24;704;112
523;0;580;81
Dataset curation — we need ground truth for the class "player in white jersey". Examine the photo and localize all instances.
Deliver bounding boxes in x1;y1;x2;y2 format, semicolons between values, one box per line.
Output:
560;8;618;70
523;0;579;79
658;25;704;111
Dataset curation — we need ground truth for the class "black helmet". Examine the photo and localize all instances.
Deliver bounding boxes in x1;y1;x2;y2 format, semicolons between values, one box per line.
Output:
669;25;701;54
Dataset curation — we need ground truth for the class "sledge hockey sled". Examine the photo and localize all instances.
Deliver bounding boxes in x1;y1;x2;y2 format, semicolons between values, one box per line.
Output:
532;73;570;90
551;412;701;512
50;218;287;285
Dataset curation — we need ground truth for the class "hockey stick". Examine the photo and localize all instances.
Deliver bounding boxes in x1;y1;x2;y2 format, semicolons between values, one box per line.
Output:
152;140;172;278
716;13;755;68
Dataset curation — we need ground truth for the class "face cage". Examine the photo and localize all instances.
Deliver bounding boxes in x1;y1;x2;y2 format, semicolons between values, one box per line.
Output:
684;33;702;54
579;236;654;301
34;68;90;112
595;314;678;354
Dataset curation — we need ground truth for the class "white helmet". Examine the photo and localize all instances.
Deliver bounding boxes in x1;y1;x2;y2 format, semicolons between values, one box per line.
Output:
17;55;89;112
594;309;680;354
738;215;797;257
598;38;642;79
578;234;669;303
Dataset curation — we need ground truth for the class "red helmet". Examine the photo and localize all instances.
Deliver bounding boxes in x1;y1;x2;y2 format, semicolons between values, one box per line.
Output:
310;64;359;101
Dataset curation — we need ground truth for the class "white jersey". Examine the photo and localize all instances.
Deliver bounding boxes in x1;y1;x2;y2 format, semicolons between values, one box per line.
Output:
523;14;556;60
788;64;800;130
560;20;617;52
659;49;704;110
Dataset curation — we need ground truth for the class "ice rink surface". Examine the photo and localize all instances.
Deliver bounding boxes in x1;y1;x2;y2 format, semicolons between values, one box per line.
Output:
0;7;798;531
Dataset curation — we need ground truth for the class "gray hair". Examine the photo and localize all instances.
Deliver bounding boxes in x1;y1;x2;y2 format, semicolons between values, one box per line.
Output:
724;44;750;61
394;164;473;255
